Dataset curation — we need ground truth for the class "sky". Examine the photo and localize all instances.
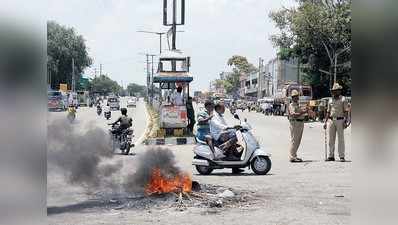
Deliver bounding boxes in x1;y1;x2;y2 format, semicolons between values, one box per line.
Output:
3;0;297;92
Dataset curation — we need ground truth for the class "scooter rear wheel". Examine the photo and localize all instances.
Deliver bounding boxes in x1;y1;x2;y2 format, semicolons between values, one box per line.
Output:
195;165;213;175
251;156;271;175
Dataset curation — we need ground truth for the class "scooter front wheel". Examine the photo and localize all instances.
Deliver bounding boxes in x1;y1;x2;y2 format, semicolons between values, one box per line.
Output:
195;165;213;175
251;156;271;175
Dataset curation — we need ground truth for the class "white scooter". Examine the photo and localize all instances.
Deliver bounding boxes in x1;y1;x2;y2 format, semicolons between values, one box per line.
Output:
192;114;272;175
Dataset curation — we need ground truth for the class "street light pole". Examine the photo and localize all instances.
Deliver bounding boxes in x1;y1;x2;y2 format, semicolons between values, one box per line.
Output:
137;30;167;54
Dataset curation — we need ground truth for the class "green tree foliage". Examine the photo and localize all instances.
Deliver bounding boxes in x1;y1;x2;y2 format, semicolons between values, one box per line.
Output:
47;21;92;90
222;55;257;95
126;83;147;97
270;0;351;98
89;75;121;95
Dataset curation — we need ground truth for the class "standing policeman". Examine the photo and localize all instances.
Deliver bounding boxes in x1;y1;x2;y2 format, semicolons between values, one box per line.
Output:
323;83;349;162
288;90;307;162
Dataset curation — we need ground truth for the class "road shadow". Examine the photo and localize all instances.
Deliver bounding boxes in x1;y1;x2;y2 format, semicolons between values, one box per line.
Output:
113;152;137;156
48;195;147;215
47;200;120;215
290;160;319;164
196;172;275;177
323;160;352;163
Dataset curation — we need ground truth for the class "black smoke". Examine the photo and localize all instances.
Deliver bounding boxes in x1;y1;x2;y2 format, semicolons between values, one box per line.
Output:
47;119;122;191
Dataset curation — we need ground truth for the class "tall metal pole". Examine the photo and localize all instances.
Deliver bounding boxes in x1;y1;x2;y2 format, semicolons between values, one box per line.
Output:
99;63;102;76
159;33;163;54
172;0;177;50
258;57;262;99
151;55;155;104
146;54;150;100
72;58;75;92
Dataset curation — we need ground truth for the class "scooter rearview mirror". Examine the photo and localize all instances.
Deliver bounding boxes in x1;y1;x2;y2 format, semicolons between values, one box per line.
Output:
233;114;240;120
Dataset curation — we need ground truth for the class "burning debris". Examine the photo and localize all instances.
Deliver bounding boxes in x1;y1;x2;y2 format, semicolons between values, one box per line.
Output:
47;132;261;215
144;168;192;195
123;147;188;194
60;183;260;215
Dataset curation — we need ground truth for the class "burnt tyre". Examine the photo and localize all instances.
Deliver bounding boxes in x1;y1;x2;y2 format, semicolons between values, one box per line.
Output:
251;156;271;175
195;165;213;175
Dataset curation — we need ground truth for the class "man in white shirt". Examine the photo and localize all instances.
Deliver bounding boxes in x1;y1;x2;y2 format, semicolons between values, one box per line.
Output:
209;102;239;161
173;86;184;105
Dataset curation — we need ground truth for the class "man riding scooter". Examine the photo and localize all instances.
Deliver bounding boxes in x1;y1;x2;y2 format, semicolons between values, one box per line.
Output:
209;102;241;161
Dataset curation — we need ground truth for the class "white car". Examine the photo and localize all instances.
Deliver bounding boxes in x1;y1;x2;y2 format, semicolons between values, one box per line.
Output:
127;97;137;107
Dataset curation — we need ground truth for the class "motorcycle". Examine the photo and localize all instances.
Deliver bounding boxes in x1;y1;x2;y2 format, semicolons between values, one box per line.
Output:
109;124;134;155
96;105;102;116
104;111;111;120
67;106;76;122
192;114;271;175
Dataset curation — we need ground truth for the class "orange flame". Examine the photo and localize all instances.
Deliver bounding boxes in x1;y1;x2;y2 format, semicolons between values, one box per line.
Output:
145;168;192;195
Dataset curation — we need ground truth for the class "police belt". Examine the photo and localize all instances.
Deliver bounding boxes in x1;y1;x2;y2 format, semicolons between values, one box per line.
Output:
332;117;345;120
290;119;304;122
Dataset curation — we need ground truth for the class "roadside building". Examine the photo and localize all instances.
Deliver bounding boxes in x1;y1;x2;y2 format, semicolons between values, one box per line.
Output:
267;57;299;96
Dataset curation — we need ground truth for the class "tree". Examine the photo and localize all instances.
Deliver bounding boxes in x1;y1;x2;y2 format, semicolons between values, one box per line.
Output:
89;75;121;95
47;21;92;90
222;55;257;96
269;0;351;98
126;83;146;97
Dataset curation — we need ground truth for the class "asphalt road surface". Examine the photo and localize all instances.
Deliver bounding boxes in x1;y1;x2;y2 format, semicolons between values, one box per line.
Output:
47;100;351;225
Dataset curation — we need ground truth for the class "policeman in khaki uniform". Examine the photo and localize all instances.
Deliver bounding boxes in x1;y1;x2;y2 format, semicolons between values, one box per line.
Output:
288;90;307;162
323;83;349;162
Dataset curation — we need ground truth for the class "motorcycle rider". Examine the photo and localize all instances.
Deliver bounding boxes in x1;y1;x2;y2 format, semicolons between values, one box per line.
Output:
109;108;132;136
209;102;240;161
103;103;111;118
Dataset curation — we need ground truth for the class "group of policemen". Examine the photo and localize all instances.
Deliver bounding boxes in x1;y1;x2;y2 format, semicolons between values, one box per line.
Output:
288;83;350;162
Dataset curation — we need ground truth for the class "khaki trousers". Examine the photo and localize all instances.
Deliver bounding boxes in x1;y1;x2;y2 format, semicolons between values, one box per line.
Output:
289;121;304;159
328;119;345;158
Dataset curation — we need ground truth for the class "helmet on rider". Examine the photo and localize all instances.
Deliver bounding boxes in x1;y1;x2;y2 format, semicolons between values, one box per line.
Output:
121;108;127;115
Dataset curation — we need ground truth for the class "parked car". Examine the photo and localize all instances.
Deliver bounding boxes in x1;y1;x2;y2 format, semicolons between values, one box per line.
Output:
107;97;120;110
127;97;137;108
48;91;66;111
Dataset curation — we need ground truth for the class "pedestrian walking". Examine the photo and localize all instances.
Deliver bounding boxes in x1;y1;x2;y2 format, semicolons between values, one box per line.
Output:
186;96;196;134
323;83;350;162
288;90;307;162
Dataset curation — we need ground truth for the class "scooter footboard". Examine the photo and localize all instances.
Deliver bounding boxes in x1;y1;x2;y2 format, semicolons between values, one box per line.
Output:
192;159;209;166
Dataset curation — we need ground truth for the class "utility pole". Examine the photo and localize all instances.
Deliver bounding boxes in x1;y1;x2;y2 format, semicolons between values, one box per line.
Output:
99;63;102;76
71;58;75;92
137;31;166;54
258;57;262;99
146;55;150;100
151;55;155;103
172;0;177;50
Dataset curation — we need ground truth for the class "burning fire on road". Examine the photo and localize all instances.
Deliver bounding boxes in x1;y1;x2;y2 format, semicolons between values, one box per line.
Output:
145;168;192;195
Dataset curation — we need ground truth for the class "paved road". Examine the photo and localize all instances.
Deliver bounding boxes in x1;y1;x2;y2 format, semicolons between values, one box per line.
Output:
47;101;351;225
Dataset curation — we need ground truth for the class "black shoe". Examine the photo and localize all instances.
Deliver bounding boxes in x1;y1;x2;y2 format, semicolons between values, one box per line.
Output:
326;157;335;161
232;168;244;174
290;158;302;163
340;158;345;162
